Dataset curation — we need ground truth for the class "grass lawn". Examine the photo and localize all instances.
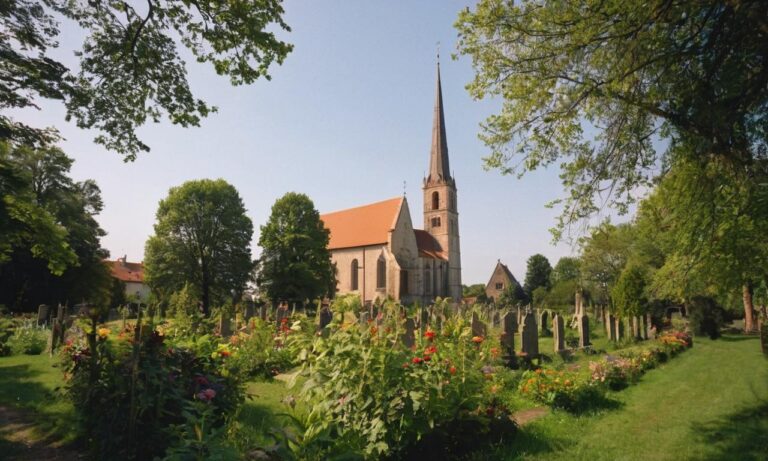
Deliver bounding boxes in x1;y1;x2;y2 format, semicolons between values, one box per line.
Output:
483;334;768;460
1;332;765;460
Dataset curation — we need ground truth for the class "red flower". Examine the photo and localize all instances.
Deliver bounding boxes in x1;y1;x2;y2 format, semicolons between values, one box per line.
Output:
424;345;437;356
412;357;424;364
424;330;436;341
449;366;457;375
423;355;432;362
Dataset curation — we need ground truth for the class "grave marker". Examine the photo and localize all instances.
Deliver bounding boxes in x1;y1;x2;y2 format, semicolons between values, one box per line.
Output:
401;318;416;349
553;313;566;353
471;312;487;338
539;310;549;334
500;312;517;368
519;312;539;358
36;304;50;326
578;314;591;348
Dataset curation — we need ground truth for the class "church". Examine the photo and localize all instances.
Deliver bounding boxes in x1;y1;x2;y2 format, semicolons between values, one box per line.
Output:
320;64;462;305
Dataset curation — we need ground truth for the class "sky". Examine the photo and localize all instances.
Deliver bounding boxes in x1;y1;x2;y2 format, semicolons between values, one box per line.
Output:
15;1;603;285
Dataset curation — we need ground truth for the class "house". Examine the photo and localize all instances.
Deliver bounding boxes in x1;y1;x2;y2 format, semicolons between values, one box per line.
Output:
485;260;523;302
105;255;150;301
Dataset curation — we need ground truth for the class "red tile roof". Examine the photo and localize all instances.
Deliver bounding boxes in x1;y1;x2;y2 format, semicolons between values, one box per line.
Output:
321;197;403;250
106;259;145;283
414;229;447;260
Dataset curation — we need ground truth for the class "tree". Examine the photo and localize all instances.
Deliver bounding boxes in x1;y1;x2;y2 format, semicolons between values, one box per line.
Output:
612;265;649;319
579;223;635;303
256;192;336;307
456;1;768;239
0;143;111;311
144;179;254;316
551;257;581;285
523;254;552;298
2;1;292;159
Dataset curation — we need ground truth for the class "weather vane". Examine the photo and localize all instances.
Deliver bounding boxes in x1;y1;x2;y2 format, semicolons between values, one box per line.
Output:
403;180;407;196
437;41;441;62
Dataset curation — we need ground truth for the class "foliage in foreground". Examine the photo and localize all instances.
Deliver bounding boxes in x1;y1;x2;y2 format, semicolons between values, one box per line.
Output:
60;321;245;460
277;311;515;460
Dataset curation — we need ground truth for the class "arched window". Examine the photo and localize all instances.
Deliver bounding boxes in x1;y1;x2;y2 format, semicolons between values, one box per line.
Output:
350;259;359;291
431;216;441;228
425;268;432;295
376;256;386;289
431;191;439;210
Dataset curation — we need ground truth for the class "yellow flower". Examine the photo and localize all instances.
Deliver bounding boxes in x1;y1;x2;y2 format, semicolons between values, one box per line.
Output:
97;328;110;339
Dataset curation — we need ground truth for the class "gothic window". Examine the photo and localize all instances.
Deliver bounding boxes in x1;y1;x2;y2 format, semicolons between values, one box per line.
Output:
400;270;408;296
431;191;439;210
376;256;386;289
351;259;359;291
431;216;441;228
425;268;432;294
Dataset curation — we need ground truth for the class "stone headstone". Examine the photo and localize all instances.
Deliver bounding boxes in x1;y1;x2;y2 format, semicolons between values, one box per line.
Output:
539;310;549;334
219;316;232;337
401;318;416;349
516;307;522;326
578;315;590;348
615;316;623;340
36;304;50;326
318;307;333;333
471;312;487;338
553;313;565;353
607;314;617;341
244;302;255;321
632;316;641;339
519;313;539;358
359;311;370;326
575;290;584;317
259;305;268;321
420;306;429;331
500;312;517;368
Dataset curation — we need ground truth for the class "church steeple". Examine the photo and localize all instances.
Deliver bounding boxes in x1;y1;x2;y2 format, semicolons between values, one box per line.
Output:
427;61;451;184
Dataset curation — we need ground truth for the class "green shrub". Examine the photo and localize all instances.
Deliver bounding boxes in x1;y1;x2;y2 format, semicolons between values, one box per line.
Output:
227;318;295;378
279;309;512;460
7;320;48;355
688;296;725;339
518;368;604;412
60;322;246;460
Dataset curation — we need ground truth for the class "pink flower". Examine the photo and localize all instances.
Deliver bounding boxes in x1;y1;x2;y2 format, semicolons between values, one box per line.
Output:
197;388;216;402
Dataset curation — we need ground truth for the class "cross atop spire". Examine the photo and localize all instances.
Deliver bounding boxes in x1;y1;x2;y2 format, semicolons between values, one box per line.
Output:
427;60;451;185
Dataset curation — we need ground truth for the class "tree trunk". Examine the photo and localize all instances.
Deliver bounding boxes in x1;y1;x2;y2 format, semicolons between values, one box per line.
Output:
201;260;210;317
742;283;755;333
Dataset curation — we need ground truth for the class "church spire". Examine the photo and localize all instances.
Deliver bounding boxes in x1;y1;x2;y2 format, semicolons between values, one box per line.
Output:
427;60;451;184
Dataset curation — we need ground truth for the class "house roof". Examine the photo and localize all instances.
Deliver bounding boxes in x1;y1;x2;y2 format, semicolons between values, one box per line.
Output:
486;260;519;289
106;259;145;283
320;197;404;250
414;229;447;260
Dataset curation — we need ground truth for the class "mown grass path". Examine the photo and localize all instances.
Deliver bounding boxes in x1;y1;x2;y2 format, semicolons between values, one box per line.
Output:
493;335;768;461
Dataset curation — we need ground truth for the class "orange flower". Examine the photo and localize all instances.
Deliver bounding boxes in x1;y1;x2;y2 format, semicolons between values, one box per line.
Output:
471;336;484;344
412;357;424;364
490;347;500;358
424;345;437;356
370;326;378;335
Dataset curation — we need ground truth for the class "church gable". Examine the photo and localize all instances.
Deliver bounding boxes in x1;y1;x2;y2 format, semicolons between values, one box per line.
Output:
485;260;520;301
320;197;403;250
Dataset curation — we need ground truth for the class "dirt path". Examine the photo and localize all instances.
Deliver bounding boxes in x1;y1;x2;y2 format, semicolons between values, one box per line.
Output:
0;406;81;461
512;406;548;426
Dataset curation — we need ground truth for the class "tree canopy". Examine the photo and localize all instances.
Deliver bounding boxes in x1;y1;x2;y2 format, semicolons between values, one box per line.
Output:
144;179;254;316
523;253;552;298
0;142;111;310
256;192;335;307
2;0;292;159
456;0;768;239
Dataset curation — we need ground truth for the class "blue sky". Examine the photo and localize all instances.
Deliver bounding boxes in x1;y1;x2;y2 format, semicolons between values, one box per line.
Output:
16;1;605;284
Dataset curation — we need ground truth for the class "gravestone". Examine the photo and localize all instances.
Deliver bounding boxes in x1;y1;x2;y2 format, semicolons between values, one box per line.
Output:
259;305;268;321
553;313;565;353
615;316;623;340
500;312;517;368
492;310;501;328
578;314;591;348
37;304;50;326
48;304;67;354
539;310;549;334
607;314;617;341
107;308;119;322
244;302;255;321
318;306;333;334
632;316;641;339
219;315;232;337
420;306;429;332
519;313;539;358
401;318;416;349
359;311;370;326
471;312;487;338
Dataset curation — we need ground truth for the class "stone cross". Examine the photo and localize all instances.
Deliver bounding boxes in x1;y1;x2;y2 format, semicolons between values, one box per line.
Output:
578;314;591;348
519;312;539;358
471;312;487;338
553;313;566;353
500;312;517;368
401;318;416;349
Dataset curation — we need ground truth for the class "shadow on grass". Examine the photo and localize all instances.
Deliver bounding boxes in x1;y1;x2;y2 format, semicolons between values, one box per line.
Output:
565;393;623;416
717;335;759;343
237;400;296;448
691;400;768;461
0;363;75;443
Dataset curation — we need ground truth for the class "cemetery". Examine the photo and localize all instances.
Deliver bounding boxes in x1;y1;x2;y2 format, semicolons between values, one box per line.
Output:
2;1;768;460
